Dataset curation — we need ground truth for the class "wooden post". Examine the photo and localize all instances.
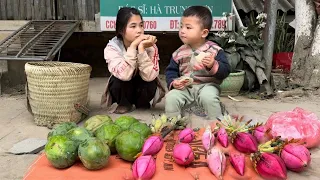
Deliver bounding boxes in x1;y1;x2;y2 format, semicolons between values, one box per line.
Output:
263;0;278;83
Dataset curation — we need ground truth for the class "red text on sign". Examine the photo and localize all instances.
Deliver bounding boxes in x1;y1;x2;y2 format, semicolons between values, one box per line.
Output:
170;20;179;29
144;21;157;30
106;20;116;29
213;20;226;30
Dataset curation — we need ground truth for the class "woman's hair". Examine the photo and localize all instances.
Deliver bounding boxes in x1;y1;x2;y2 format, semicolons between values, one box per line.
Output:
116;7;143;39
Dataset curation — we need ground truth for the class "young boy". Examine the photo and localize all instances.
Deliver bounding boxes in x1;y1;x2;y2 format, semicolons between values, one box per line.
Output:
165;6;230;120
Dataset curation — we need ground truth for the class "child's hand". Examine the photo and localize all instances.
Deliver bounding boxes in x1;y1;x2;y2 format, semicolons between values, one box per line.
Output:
193;63;205;71
202;54;215;69
172;80;185;90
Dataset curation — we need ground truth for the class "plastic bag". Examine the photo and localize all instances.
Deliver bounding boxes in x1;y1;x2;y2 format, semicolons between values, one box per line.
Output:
265;107;320;148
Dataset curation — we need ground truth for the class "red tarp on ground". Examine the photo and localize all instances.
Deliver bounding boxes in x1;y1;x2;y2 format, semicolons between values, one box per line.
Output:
24;124;264;180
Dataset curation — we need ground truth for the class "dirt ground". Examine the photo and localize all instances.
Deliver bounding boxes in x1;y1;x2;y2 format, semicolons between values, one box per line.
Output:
1;78;320;180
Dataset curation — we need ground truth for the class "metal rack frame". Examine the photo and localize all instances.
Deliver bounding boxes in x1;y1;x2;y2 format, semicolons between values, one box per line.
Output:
0;20;79;61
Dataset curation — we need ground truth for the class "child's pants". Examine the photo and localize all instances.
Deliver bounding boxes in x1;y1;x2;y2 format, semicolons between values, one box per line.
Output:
165;83;222;120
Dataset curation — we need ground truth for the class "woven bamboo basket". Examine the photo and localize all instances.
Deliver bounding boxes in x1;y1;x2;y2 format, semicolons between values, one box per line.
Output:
25;62;92;128
220;70;245;96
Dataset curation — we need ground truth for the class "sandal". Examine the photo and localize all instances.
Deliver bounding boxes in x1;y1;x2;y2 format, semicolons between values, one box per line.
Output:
192;106;207;117
114;105;135;114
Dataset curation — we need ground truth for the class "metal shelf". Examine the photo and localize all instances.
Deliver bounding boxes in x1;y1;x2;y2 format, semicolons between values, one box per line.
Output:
0;20;79;61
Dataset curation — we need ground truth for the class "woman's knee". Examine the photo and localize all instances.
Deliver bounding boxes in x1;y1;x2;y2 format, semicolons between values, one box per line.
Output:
145;80;157;93
109;76;132;90
135;76;157;89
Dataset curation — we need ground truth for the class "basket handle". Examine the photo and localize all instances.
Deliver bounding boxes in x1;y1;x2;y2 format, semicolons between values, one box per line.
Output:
74;103;90;116
74;103;90;122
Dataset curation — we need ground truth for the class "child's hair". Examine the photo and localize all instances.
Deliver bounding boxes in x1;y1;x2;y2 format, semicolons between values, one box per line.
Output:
182;6;212;30
116;7;143;39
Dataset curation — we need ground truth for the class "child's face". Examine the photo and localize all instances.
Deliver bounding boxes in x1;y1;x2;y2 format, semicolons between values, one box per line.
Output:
123;15;144;44
179;16;209;48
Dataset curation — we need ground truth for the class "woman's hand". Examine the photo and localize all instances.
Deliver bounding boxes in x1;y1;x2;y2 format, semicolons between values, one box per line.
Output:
138;35;157;53
140;35;157;48
130;35;150;48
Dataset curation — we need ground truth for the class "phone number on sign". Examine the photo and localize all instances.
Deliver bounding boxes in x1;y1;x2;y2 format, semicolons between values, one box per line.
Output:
105;19;228;31
105;20;157;30
213;20;227;30
143;21;157;30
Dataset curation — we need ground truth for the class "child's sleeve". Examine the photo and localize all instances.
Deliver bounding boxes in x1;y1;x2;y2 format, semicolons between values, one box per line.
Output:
208;49;230;80
165;57;180;90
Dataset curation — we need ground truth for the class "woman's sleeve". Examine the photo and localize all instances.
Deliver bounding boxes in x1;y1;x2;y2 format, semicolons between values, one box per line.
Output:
104;45;138;81
137;44;160;82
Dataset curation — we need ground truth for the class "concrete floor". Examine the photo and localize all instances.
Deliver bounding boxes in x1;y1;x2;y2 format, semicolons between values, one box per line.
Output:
1;77;320;179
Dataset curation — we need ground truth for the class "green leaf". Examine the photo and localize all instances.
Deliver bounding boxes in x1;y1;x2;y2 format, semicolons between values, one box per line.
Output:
273;12;295;53
243;47;253;56
245;30;256;38
236;60;244;70
243;69;257;91
239;51;246;62
255;67;268;85
253;49;263;61
225;46;237;53
256;60;266;69
244;56;257;73
249;39;261;50
207;35;216;41
208;36;224;46
225;52;240;73
222;38;230;48
236;36;248;46
256;40;264;48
